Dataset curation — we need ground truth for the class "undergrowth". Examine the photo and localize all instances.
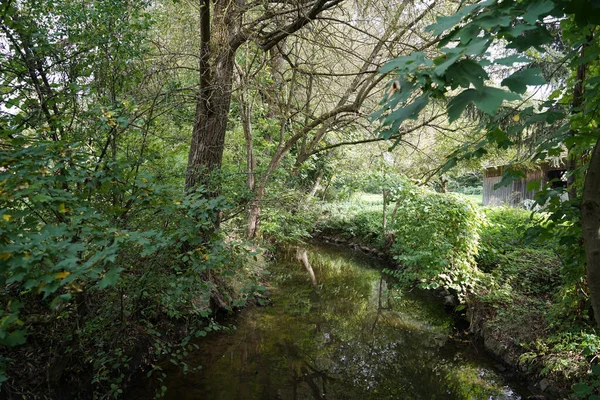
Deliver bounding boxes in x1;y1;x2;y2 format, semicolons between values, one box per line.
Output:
317;185;598;396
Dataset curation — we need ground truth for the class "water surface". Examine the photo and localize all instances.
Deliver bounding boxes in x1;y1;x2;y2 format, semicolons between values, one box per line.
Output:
131;243;532;399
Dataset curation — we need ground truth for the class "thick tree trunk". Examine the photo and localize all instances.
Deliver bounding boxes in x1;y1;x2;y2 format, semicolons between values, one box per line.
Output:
582;135;600;326
185;0;241;192
185;52;236;191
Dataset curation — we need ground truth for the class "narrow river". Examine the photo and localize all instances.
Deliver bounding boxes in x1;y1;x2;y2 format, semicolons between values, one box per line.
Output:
130;243;533;399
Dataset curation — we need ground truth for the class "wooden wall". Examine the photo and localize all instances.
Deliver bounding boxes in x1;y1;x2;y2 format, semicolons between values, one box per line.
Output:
482;168;548;207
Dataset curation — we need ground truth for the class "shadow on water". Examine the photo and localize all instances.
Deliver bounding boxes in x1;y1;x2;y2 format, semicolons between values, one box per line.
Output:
128;243;533;400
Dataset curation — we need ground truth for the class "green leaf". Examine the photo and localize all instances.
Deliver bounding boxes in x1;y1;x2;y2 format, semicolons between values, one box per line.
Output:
573;382;593;398
426;0;495;36
502;68;546;94
445;59;489;89
441;157;457;173
426;4;479;36
448;87;520;121
494;169;526;190
522;0;556;24
473;87;521;115
380;93;430;139
527;179;542;191
448;90;478;122
433;49;463;75
96;267;123;289
507;26;554;51
475;15;512;29
379;52;432;73
3;330;26;347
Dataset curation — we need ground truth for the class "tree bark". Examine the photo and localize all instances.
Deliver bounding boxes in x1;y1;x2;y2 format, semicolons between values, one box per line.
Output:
185;0;345;193
185;0;238;192
582;134;600;326
567;33;592;199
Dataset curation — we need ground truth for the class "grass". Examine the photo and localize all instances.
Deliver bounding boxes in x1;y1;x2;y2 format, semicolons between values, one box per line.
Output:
352;192;384;204
458;193;483;205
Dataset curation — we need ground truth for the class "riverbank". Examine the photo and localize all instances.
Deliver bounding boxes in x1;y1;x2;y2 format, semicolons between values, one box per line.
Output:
0;237;271;400
126;242;534;399
315;193;597;398
315;232;560;398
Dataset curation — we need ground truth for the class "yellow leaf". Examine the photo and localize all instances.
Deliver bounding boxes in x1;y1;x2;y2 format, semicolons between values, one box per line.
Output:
512;114;520;122
2;214;11;222
174;201;181;205
66;282;84;293
0;253;11;261
37;282;47;294
58;203;66;213
55;271;70;280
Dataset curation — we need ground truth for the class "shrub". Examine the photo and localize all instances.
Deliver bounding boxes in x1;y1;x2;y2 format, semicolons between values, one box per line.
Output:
0;138;263;397
386;186;484;296
316;202;384;248
477;207;544;270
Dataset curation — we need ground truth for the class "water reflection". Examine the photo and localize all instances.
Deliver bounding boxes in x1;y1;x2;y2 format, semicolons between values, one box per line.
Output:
130;243;530;399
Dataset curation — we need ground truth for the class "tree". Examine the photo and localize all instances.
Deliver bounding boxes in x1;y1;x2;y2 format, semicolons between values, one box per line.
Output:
377;0;600;325
233;0;445;238
184;0;345;194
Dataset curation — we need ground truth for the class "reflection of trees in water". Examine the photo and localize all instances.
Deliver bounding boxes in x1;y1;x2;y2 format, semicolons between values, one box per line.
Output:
142;245;524;399
287;249;512;399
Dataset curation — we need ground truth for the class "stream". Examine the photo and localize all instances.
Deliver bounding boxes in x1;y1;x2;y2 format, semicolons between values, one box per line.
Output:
129;243;534;399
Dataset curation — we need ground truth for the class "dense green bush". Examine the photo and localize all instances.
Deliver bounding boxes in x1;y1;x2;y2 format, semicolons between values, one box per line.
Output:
0;137;263;398
317;203;383;248
317;182;484;296
386;187;484;295
477;207;544;270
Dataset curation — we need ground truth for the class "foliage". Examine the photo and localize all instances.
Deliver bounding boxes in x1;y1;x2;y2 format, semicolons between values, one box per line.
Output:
477;207;547;269
258;187;320;245
375;2;600;392
317;202;384;249
0;1;267;397
375;0;594;292
385;185;484;296
318;179;484;296
0;131;265;397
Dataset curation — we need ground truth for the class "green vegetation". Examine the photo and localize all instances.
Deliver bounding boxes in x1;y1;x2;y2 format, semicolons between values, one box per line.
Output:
3;0;600;398
317;185;600;393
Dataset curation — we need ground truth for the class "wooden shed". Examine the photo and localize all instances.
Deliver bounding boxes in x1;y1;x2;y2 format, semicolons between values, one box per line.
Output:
482;163;566;207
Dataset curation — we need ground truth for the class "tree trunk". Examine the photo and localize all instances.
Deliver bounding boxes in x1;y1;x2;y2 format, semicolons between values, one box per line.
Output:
582;135;600;326
185;0;243;193
185;55;236;191
185;0;344;193
567;33;592;199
